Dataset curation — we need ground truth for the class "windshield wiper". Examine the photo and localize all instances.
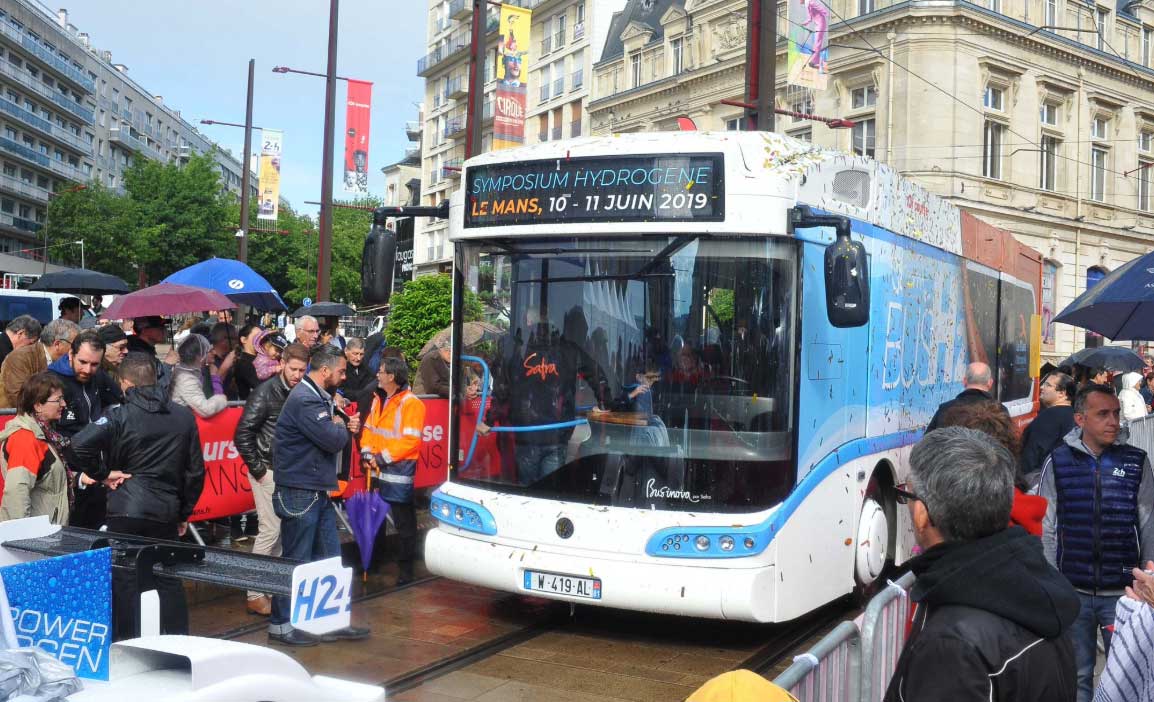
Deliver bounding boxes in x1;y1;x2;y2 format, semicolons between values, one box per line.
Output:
636;235;697;277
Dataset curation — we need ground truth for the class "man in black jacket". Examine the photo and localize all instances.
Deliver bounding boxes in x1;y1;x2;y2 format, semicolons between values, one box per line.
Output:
50;331;107;529
1019;371;1077;485
233;343;309;616
884;427;1079;702
927;362;1010;431
71;352;205;639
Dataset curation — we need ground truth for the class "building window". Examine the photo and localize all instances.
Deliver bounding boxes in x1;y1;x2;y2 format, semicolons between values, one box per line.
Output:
1091;116;1108;139
852;118;876;158
1140;131;1153;152
554;13;566;48
577;2;585;25
1140;162;1153;211
1042;261;1057;347
989;0;1000;12
791;93;814;120
1085;266;1107;348
1097;8;1109;51
1040;135;1058;191
671;37;684;74
1040;102;1057;125
726;117;742;131
1145;28;1152;66
1090;147;1107;201
630;52;642;88
859;0;874;15
983;85;1004;111
791;129;813;142
983;121;1004;178
851;86;876;109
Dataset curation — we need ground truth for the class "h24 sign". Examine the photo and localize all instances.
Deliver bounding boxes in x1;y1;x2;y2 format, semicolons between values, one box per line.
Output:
290;557;352;635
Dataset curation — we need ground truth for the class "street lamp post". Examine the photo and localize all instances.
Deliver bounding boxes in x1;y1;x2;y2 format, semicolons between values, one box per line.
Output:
74;240;84;270
199;59;256;263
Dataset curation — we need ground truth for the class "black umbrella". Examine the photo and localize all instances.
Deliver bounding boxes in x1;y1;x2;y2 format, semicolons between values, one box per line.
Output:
1060;346;1145;373
29;267;129;295
294;301;355;318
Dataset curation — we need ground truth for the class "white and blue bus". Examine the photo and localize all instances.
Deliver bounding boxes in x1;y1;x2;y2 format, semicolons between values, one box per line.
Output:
424;131;1041;622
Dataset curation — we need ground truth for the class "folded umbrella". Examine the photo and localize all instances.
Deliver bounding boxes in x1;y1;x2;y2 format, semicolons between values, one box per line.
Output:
101;282;236;320
344;489;389;582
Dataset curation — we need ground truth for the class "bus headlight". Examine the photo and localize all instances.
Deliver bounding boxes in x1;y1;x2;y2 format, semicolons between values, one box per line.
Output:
719;536;735;552
429;491;498;536
694;535;711;551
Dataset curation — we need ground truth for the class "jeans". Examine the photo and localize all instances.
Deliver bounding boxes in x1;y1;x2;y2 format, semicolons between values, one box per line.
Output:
516;443;565;485
1072;592;1118;702
268;486;340;633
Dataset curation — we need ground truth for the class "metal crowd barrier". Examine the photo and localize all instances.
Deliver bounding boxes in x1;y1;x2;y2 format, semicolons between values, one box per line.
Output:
773;571;916;702
1126;414;1154;455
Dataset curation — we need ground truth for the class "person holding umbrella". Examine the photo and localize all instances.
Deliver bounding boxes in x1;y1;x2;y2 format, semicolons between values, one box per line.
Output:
360;356;426;585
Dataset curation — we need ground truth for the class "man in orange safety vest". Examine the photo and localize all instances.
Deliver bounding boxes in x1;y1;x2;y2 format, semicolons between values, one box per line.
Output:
360;355;426;585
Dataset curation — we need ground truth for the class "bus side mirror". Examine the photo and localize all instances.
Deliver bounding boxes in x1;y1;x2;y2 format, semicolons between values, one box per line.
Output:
362;208;397;305
824;232;869;328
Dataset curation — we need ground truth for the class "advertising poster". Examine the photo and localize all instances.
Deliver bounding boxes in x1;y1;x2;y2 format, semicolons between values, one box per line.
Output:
494;3;533;150
188;407;256;523
0;549;112;680
257;129;283;221
787;0;830;90
344;80;373;193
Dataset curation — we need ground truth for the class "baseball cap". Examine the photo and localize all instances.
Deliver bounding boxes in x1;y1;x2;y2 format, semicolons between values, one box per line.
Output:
263;331;289;351
133;316;168;332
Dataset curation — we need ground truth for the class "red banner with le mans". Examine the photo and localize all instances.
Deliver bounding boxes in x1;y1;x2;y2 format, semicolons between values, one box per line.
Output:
0;398;481;523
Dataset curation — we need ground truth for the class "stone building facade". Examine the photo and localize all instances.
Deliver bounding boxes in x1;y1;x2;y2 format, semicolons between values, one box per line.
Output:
589;0;1154;360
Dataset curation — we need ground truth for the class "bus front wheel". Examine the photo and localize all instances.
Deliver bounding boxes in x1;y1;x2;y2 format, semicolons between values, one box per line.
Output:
854;474;893;598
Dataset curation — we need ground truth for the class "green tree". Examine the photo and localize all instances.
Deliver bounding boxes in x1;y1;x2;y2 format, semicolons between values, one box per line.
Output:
234;200;314;309
386;274;482;364
285;197;379;305
124;152;233;283
43;182;137;282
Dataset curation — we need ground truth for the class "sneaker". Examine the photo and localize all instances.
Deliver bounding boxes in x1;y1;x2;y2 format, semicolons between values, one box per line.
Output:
269;628;320;647
321;626;371;642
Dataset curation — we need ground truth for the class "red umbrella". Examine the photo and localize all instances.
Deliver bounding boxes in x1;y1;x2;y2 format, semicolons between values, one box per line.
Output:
101;282;237;320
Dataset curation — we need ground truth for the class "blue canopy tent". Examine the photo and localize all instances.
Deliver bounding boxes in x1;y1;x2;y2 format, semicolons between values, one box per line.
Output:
162;258;287;311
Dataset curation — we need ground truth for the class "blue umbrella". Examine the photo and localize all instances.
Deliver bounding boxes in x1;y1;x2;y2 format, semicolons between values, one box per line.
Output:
345;489;390;580
1053;251;1154;340
161;258;287;311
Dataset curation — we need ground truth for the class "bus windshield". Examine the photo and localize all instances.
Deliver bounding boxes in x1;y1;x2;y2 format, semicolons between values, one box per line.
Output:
454;236;797;513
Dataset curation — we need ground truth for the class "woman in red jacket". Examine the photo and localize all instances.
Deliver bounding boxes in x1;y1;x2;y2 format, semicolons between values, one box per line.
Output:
935;401;1047;535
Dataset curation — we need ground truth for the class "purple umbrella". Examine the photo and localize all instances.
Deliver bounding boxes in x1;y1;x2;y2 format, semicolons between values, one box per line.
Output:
345;490;390;580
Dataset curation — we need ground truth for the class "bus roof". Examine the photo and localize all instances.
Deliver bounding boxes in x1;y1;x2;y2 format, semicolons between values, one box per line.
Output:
449;130;966;258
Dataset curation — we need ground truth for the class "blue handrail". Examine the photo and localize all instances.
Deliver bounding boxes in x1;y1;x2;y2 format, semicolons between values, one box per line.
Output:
459;354;590;471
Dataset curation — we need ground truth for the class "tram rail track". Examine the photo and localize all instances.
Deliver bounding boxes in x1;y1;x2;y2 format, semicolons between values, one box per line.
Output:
739;599;858;676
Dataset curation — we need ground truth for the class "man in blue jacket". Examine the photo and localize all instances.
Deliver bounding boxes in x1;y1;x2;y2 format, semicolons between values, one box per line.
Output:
267;344;368;647
1039;383;1154;702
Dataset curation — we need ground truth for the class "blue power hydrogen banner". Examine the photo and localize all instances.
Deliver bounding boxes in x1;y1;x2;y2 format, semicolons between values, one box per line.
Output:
464;153;725;228
0;548;112;680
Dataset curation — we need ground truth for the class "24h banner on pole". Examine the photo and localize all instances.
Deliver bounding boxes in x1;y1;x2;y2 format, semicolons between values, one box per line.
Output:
344;79;372;193
257;129;283;221
494;3;532;150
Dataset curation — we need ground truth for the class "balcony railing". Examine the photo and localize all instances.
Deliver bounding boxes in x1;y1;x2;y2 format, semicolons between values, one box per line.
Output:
553;30;565;48
540;36;552;55
449;0;470;20
0;212;43;234
539;131;548;143
109;126;162;162
539;84;550;104
0;60;93;123
551;126;562;140
0;173;51;202
0;136;50;168
573;22;585;40
483;100;493;120
444;117;467;140
47;157;85;182
443;158;463;179
572;69;584;90
404;145;421;160
445;76;467;100
0;23;95;92
417;32;471;76
570;120;582;137
553;77;564;96
0;98;91;154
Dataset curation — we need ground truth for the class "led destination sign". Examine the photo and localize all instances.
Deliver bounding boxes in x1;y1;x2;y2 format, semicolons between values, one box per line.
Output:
464;153;725;228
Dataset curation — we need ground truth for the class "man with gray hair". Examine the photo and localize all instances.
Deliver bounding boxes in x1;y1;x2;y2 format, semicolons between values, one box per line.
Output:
0;315;42;368
293;315;320;349
0;319;78;408
884;427;1079;702
927;361;1010;431
413;337;451;398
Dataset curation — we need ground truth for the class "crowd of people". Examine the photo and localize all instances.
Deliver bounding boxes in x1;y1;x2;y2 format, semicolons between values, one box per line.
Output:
887;360;1154;702
0;303;425;648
